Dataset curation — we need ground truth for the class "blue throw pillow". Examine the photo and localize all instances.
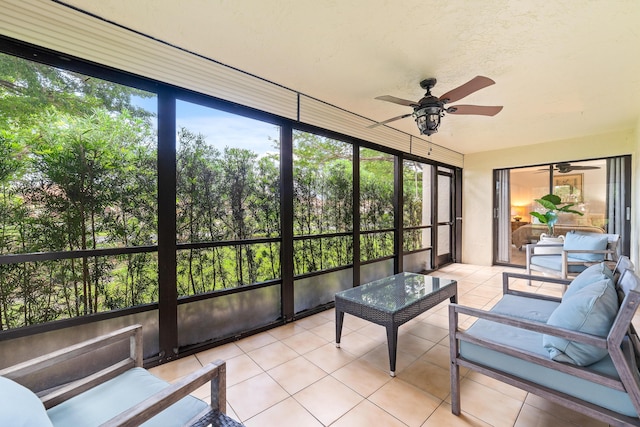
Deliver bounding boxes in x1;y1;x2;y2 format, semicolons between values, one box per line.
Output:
562;232;608;262
543;278;618;366
0;376;53;427
564;262;614;299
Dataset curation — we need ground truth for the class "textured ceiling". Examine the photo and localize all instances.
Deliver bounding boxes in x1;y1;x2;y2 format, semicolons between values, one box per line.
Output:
61;0;640;154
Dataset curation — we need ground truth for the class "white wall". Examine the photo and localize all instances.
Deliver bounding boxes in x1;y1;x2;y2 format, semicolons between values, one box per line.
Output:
462;129;637;266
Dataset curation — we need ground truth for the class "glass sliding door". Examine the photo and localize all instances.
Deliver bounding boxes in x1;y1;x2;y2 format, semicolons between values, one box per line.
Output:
494;157;630;266
436;166;455;267
494;169;511;264
606;157;632;256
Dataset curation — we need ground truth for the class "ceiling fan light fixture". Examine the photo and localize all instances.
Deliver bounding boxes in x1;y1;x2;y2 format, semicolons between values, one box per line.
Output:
414;106;442;135
371;76;502;134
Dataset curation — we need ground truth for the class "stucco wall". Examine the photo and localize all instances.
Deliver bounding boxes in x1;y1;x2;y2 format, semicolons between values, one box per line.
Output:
462;129;637;266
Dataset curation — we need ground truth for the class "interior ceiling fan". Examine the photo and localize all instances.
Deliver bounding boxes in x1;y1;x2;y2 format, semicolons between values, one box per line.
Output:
540;162;602;174
368;75;503;136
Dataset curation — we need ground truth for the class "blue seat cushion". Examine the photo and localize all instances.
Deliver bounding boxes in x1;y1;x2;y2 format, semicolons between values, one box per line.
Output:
563;232;609;262
530;254;588;273
0;376;54;427
460;319;637;417
488;294;559;323
46;368;208;427
543;278;618;365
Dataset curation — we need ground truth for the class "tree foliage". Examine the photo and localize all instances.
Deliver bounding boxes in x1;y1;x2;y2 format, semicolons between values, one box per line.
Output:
0;53;158;328
0;52;423;330
403;160;432;252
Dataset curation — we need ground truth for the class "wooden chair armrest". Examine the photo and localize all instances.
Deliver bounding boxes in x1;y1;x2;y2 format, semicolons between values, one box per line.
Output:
450;304;607;349
502;271;571;284
0;324;143;381
562;249;613;255
526;242;564;248
524;242;563;257
502;271;569;299
561;249;616;277
100;361;224;427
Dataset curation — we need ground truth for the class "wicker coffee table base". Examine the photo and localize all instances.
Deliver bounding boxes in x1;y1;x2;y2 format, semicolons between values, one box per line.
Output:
335;280;457;377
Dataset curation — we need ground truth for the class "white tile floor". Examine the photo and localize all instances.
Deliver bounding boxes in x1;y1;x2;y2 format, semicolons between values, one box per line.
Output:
150;263;612;426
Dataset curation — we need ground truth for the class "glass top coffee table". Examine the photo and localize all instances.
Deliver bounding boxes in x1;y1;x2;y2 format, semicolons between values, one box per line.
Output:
335;272;457;376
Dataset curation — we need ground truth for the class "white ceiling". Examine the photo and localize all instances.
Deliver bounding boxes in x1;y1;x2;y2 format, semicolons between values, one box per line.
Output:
61;0;640;154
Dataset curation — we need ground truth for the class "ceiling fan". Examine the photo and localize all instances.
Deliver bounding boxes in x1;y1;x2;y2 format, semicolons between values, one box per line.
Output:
539;162;602;174
368;76;503;136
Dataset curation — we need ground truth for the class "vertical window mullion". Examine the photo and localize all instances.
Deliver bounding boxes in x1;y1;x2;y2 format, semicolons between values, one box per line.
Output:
394;155;403;273
157;89;178;363
280;124;295;321
353;146;361;286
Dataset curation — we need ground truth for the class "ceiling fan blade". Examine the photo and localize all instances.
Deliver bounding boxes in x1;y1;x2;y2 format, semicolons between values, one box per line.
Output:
367;113;413;128
447;105;503;116
555;162;601;173
566;166;601;171
374;95;419;107
438;76;495;103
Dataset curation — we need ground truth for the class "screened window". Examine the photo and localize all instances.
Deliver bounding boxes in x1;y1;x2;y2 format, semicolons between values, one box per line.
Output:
292;130;353;275
403;160;433;252
175;101;281;294
0;52;158;328
360;147;395;261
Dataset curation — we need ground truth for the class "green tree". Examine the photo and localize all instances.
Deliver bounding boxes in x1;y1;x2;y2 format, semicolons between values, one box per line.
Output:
0;52;158;329
220;147;259;285
0;132;27;329
25;107;155;316
252;154;281;278
360;148;394;260
293;132;353;274
176;128;225;294
403;161;429;251
0;52;153;128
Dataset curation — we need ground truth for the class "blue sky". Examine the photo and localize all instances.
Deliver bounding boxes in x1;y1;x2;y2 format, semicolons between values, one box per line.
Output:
176;101;279;156
131;95;279;156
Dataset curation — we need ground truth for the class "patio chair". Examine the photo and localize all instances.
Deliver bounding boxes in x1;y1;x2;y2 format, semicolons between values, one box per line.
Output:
525;231;619;281
450;259;640;426
0;324;244;426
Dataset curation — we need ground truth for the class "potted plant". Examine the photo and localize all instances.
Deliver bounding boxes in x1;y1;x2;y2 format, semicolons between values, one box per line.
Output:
530;193;584;237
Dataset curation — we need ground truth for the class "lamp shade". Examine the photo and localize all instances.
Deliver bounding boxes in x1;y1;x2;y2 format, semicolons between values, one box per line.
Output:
511;205;526;221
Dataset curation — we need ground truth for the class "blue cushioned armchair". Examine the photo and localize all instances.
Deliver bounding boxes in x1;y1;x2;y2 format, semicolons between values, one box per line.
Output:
526;231;619;281
0;325;243;426
450;257;640;426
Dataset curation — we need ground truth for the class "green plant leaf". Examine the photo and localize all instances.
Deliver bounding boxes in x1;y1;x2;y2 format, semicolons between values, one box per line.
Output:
534;198;557;211
560;208;584;216
530;212;548;223
541;194;562;205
